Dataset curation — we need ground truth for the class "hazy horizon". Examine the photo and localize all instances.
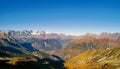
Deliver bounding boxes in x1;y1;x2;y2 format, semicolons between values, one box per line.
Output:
0;0;120;35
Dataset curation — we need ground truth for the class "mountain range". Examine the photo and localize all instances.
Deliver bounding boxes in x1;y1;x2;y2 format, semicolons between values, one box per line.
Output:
0;30;120;69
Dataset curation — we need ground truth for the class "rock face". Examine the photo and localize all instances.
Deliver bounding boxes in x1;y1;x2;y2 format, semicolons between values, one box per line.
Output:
0;32;54;58
31;39;62;52
0;31;67;62
0;32;32;57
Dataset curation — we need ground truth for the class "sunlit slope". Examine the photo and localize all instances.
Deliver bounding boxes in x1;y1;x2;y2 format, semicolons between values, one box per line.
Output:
57;36;120;60
65;46;120;69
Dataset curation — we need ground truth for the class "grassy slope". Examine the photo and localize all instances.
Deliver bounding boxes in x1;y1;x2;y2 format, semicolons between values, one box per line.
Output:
57;36;120;60
65;46;120;69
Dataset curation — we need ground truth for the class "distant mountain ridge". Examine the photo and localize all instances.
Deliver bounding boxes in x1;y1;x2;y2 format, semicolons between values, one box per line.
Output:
0;30;120;53
0;30;119;41
1;30;120;39
0;30;80;52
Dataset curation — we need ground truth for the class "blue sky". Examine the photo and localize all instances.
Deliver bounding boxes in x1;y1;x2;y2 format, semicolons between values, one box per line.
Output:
0;0;120;35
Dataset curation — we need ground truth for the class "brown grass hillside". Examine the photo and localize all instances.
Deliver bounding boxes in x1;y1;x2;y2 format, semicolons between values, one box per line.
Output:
64;46;120;69
57;36;120;60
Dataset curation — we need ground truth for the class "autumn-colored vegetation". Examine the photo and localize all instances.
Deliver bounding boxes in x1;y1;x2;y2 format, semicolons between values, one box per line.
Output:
65;62;116;69
57;35;120;60
64;46;120;69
